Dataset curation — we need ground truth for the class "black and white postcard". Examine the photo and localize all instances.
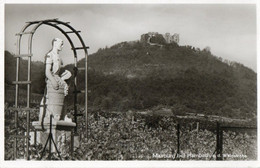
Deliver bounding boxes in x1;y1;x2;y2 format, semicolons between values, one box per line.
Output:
0;0;259;168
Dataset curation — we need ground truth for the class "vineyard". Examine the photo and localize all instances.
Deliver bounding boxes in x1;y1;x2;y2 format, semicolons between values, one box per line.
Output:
4;107;257;160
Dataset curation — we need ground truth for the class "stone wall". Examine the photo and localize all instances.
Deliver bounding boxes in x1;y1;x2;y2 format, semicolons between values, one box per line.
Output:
141;32;180;44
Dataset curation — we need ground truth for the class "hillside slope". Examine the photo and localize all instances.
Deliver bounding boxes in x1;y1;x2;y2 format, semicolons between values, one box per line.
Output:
5;39;257;120
81;41;256;119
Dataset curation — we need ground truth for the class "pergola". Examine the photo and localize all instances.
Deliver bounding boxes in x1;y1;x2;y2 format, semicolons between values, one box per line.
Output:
12;18;88;160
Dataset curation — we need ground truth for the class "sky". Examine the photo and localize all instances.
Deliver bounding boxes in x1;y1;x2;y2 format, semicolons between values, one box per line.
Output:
4;3;257;71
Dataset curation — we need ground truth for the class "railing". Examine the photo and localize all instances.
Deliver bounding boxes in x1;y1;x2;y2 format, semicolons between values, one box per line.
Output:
174;121;257;160
216;123;257;160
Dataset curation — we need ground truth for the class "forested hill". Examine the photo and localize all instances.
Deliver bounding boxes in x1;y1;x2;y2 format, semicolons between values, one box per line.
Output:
86;41;256;80
81;40;256;120
5;38;257;120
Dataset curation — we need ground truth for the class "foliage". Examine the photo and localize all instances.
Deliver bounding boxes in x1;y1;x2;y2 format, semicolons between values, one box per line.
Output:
4;107;257;160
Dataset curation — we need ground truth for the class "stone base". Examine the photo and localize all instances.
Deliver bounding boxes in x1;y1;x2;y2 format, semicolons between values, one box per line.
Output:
32;121;76;153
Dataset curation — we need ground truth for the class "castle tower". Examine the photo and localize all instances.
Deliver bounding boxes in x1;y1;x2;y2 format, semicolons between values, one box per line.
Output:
164;33;171;43
171;33;180;44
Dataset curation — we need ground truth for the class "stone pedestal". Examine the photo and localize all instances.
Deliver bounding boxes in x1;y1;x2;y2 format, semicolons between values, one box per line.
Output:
32;121;76;153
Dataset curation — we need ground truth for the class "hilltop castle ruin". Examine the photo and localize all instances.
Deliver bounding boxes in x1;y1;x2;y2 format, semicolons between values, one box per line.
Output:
164;33;180;44
140;32;180;45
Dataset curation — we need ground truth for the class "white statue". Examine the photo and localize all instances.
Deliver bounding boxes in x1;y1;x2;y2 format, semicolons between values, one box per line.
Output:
39;38;71;123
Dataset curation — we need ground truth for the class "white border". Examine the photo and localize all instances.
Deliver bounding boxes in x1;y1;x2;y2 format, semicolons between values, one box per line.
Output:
1;0;5;165
257;0;260;163
1;0;259;167
1;161;260;167
2;0;259;4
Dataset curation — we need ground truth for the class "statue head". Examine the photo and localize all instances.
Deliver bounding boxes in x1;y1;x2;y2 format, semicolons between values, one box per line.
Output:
52;38;64;52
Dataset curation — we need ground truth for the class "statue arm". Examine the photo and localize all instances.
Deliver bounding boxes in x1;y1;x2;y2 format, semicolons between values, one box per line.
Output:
45;64;59;90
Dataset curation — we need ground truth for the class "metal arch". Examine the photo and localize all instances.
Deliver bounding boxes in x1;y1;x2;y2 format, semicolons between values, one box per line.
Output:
14;19;89;160
26;21;78;59
17;21;78;59
16;20;79;108
42;23;77;56
48;20;89;55
17;18;88;121
14;22;33;160
15;22;32;108
15;19;78;106
19;19;88;57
